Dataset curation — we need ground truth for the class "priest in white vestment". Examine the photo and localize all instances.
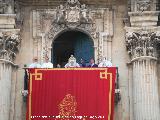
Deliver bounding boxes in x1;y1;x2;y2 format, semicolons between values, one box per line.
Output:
98;57;112;67
41;56;53;68
65;55;80;68
29;57;41;68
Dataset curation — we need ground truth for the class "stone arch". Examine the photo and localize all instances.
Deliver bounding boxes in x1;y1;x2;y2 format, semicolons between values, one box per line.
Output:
51;29;95;67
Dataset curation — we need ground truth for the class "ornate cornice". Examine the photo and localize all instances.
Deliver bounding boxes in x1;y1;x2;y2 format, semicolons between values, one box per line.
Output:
0;31;21;62
125;30;160;60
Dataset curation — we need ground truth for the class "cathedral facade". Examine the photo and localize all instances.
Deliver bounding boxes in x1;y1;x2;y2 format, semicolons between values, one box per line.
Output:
0;0;160;120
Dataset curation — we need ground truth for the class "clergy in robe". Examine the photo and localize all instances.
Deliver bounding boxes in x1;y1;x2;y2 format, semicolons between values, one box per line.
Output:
29;57;41;68
41;56;53;68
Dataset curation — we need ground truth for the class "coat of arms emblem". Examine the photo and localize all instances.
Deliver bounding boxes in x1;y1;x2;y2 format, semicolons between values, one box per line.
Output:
58;94;77;118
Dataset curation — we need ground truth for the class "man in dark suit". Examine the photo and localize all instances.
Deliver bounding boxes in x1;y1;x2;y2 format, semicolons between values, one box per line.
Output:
88;58;98;67
79;58;86;67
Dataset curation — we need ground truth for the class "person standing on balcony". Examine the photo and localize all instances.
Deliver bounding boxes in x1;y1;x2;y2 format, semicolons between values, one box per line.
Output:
88;58;98;67
29;56;41;68
41;55;53;68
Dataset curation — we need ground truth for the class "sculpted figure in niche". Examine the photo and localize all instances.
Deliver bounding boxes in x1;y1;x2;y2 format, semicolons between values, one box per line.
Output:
56;4;65;24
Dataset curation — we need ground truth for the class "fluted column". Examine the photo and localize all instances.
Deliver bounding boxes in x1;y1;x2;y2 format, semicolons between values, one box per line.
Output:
132;57;160;120
125;30;160;120
125;1;160;119
0;60;17;120
0;31;20;120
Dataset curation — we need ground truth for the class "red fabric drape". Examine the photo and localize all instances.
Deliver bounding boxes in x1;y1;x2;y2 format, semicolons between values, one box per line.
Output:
26;68;116;120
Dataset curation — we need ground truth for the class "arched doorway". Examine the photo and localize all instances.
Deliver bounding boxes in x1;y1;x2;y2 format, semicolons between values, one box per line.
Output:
52;30;94;67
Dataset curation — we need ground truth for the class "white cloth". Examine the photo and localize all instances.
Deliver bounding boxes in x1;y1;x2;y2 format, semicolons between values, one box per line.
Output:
98;60;112;67
29;62;41;68
41;62;53;68
64;63;80;68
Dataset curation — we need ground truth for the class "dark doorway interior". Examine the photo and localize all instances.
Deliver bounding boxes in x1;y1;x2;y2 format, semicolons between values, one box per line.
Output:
52;31;94;67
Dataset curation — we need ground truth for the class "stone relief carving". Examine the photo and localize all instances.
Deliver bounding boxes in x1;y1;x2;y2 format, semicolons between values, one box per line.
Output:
137;0;151;11
14;1;24;27
0;0;14;14
0;32;20;61
45;0;97;43
0;0;7;14
126;30;160;59
32;0;114;62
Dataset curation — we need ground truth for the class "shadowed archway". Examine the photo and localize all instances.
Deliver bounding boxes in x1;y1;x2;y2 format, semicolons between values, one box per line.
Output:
52;30;94;67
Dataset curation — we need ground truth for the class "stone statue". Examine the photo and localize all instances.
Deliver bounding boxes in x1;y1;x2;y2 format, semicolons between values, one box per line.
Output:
56;4;65;24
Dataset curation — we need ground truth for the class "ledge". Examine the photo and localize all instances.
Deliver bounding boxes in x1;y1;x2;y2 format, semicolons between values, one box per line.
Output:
128;11;160;16
0;59;18;67
131;56;157;62
0;14;16;17
124;26;160;32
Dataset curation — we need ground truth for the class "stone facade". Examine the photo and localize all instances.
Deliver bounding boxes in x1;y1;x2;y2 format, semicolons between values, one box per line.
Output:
0;0;160;120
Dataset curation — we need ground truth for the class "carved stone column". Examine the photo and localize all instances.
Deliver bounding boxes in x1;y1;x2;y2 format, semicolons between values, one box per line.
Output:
126;1;160;119
126;30;160;120
0;31;20;120
0;4;20;118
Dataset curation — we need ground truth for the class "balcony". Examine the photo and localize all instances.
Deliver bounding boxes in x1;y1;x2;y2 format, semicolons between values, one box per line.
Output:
22;67;121;104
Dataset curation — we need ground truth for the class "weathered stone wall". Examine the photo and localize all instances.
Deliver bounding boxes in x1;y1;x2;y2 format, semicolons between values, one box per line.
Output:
14;1;130;120
11;0;160;120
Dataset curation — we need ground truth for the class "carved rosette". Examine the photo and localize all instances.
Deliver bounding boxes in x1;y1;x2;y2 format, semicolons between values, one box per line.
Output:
0;32;20;61
126;31;160;60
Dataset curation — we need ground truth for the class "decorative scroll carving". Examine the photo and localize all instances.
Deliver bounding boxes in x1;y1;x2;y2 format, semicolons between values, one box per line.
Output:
0;32;20;61
137;0;151;12
126;30;160;59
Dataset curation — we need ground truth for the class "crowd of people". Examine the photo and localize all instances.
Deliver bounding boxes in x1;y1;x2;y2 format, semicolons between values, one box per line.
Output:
28;55;112;68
